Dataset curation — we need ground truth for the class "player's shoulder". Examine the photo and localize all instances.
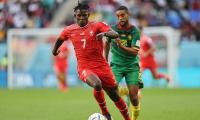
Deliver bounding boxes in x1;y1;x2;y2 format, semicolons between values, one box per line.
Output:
64;23;79;30
142;34;152;42
111;24;117;28
130;24;139;32
91;21;109;26
109;24;118;31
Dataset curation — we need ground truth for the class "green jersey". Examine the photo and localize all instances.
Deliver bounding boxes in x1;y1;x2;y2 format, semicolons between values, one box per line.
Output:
108;24;140;66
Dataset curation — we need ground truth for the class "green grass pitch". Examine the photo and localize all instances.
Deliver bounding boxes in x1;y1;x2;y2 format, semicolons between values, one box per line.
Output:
0;87;199;120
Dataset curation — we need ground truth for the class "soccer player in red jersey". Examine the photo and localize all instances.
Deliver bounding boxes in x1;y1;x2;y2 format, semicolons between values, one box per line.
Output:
52;3;131;120
139;26;170;83
53;42;69;92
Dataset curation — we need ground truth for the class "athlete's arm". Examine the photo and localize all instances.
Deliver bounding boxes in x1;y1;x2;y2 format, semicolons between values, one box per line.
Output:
53;27;69;56
142;44;156;58
104;29;119;39
116;38;139;56
142;36;155;57
104;39;111;61
96;29;119;40
96;22;119;40
52;37;64;56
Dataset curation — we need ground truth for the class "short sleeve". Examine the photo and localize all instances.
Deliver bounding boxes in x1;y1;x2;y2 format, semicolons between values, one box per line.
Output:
59;27;70;41
97;22;110;33
131;29;140;48
146;37;154;47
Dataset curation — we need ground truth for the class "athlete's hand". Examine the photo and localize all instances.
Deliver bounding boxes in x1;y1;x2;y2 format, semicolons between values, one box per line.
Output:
115;38;122;48
96;32;105;40
52;49;60;56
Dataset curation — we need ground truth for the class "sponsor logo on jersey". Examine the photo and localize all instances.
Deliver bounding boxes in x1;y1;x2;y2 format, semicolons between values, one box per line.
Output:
80;32;85;35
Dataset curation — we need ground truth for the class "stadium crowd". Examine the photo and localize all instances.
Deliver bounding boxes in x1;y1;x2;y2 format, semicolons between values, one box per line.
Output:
0;0;200;70
81;0;200;42
0;0;65;43
0;0;200;43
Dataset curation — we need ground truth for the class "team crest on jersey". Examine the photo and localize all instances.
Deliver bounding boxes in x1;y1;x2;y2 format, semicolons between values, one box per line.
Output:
90;30;94;36
128;35;132;40
80;32;85;35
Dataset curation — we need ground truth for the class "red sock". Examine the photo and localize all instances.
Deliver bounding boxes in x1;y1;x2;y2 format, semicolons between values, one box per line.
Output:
93;89;109;115
114;98;131;120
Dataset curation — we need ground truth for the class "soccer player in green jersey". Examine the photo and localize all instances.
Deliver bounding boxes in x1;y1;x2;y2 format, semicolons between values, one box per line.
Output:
104;6;142;120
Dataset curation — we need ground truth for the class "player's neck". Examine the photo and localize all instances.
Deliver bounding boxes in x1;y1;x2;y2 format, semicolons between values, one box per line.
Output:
78;22;89;28
118;23;132;30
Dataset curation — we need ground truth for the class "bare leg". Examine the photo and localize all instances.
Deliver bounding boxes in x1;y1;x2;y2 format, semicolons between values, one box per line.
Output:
86;74;110;116
104;87;131;120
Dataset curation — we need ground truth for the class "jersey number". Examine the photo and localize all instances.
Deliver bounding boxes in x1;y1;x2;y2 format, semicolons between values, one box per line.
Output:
81;39;86;48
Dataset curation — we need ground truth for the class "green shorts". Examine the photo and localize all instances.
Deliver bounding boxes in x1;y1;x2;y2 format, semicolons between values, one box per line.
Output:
111;63;143;88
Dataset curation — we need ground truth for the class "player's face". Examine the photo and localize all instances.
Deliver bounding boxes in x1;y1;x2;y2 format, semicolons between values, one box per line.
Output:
116;10;129;27
74;9;89;27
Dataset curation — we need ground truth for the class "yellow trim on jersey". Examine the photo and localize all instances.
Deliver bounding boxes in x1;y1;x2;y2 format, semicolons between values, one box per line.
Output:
132;46;140;51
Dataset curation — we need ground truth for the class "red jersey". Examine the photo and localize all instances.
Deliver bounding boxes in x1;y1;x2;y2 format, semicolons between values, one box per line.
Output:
139;34;158;71
59;22;110;69
54;42;69;72
139;34;155;62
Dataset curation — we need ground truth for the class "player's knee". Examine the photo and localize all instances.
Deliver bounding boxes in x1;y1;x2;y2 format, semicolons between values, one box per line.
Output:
93;80;102;90
130;94;139;106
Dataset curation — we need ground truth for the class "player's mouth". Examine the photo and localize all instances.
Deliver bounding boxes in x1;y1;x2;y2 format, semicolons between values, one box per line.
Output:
78;19;87;26
119;20;126;26
78;19;86;22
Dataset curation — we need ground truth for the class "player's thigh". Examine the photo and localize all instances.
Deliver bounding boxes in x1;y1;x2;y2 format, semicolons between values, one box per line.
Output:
149;61;158;78
125;70;140;86
78;68;101;86
125;71;140;98
138;72;144;89
128;85;139;97
111;64;124;83
92;65;118;88
98;70;117;89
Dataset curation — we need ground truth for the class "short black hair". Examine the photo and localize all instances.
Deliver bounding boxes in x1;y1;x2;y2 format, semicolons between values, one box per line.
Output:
116;5;129;13
74;2;89;12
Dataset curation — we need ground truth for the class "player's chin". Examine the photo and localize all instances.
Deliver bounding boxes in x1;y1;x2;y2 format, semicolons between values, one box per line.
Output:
119;21;126;26
78;20;87;26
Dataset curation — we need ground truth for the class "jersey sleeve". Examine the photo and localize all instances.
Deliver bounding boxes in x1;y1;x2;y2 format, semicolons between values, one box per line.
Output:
59;27;70;41
97;22;110;33
146;37;154;47
131;28;140;48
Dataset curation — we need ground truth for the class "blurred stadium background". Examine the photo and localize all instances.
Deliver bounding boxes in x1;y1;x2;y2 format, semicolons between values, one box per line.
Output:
0;0;200;120
0;0;200;88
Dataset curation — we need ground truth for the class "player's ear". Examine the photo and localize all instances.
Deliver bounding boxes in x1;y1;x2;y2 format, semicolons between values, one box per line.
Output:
74;10;77;17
